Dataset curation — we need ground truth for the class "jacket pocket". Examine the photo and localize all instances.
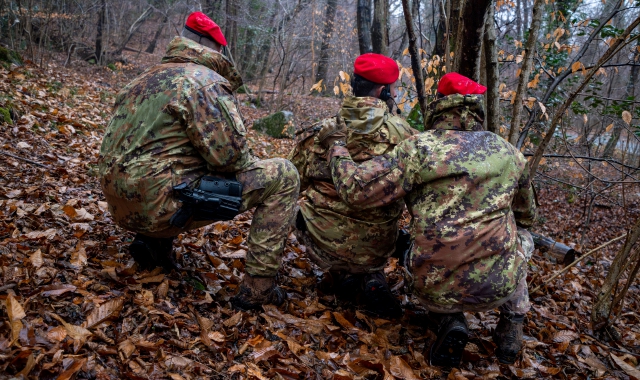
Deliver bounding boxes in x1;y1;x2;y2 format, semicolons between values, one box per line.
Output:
218;96;246;135
352;160;393;188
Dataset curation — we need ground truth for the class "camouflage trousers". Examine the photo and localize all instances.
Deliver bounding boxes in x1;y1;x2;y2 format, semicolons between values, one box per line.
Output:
147;158;300;277
418;228;534;315
294;226;389;274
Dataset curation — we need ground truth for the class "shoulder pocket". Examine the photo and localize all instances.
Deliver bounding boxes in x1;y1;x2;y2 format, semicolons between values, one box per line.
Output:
218;96;246;135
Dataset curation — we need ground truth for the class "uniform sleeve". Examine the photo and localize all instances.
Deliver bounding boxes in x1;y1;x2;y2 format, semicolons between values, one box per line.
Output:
184;84;254;171
287;139;311;192
512;161;537;228
328;144;412;209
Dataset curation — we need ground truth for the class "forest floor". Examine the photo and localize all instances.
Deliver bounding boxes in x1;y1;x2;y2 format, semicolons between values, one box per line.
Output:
0;58;639;380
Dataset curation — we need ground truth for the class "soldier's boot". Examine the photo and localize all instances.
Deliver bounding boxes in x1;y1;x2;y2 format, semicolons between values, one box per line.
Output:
128;234;176;273
429;312;469;368
361;272;403;319
493;312;525;364
230;274;286;311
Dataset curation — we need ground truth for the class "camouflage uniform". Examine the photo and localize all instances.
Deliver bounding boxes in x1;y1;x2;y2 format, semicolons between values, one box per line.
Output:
98;37;300;277
326;94;537;313
288;97;416;273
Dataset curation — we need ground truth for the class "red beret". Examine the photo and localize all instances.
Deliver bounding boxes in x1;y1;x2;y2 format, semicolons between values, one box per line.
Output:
353;53;399;85
185;12;227;46
437;72;487;96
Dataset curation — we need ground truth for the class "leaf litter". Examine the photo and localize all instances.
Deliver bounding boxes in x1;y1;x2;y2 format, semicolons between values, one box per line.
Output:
0;58;639;379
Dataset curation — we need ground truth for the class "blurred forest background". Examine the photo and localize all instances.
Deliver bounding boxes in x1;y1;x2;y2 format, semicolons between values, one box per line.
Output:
1;0;640;379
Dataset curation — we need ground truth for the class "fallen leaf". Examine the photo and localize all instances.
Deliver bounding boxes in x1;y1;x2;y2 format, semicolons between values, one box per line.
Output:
5;293;26;321
41;284;77;297
29;249;43;268
390;355;420;380
82;297;124;329
611;353;640;379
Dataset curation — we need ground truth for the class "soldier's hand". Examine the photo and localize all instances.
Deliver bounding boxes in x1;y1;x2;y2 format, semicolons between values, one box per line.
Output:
318;116;347;149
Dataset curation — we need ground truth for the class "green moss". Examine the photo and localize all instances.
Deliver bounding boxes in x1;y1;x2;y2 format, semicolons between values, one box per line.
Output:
0;46;23;65
0;107;11;124
107;63;117;71
252;111;295;139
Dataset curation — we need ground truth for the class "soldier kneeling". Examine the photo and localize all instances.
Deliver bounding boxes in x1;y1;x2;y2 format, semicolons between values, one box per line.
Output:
316;72;537;366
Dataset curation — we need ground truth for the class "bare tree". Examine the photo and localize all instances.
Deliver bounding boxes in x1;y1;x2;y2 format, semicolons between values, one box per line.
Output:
357;0;373;54
371;0;388;55
452;0;492;80
315;0;338;88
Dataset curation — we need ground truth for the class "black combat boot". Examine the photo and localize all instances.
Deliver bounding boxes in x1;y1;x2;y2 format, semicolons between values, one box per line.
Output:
361;272;403;319
493;311;525;364
128;234;176;273
230;274;286;310
429;312;469;368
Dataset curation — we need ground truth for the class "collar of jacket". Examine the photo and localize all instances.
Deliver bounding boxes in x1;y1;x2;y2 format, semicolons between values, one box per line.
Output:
339;96;390;135
161;37;244;91
424;94;485;131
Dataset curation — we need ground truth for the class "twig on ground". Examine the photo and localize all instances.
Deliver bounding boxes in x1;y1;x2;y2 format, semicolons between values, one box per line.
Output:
0;150;51;169
531;234;627;294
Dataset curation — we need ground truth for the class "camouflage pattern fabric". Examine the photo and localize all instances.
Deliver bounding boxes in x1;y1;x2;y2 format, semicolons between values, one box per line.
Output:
99;37;299;276
288;97;416;272
327;94;537;309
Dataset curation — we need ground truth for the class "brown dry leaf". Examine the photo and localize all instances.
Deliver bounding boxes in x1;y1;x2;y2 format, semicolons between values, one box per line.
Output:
134;290;154;306
46;326;68;343
15;352;35;378
56;358;86;380
24;228;57;240
389;356;420;380
118;339;136;358
622;110;633;125
82;297;124;329
165;356;193;370
48;313;92;342
333;369;354;380
246;362;269;380
223;311;243;327
70;223;91;237
207;331;225;343
508;366;537;379
41;284;77;297
610;353;640;379
73;207;94;221
157;279;169;299
69;242;87;269
168;374;186;380
29;249;43;268
62;204;77;218
5;293;27;321
552;330;579;343
228;364;246;374
137;274;165;284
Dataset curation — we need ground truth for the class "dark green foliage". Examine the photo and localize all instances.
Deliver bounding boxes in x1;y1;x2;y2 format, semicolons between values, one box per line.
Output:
0;46;23;66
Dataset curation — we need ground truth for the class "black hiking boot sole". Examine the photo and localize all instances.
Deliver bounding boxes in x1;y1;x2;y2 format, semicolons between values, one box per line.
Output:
430;325;469;368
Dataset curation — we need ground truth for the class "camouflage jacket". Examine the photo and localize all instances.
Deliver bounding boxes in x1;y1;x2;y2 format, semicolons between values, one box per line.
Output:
327;94;537;307
288;97;416;267
98;37;253;233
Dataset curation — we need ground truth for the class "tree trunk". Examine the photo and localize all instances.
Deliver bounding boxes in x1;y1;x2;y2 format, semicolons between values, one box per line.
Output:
591;217;640;339
432;0;447;57
315;0;338;87
448;0;464;61
483;5;499;134
401;0;428;127
225;0;238;59
371;0;388;55
146;15;167;54
602;39;639;158
452;0;491;80
516;0;523;40
507;0;543;146
357;0;373;54
95;0;106;64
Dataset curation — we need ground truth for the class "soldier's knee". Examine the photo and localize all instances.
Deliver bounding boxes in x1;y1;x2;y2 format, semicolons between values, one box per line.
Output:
272;158;300;188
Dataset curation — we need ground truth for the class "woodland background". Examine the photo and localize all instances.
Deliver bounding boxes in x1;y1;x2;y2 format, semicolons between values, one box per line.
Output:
0;0;640;379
